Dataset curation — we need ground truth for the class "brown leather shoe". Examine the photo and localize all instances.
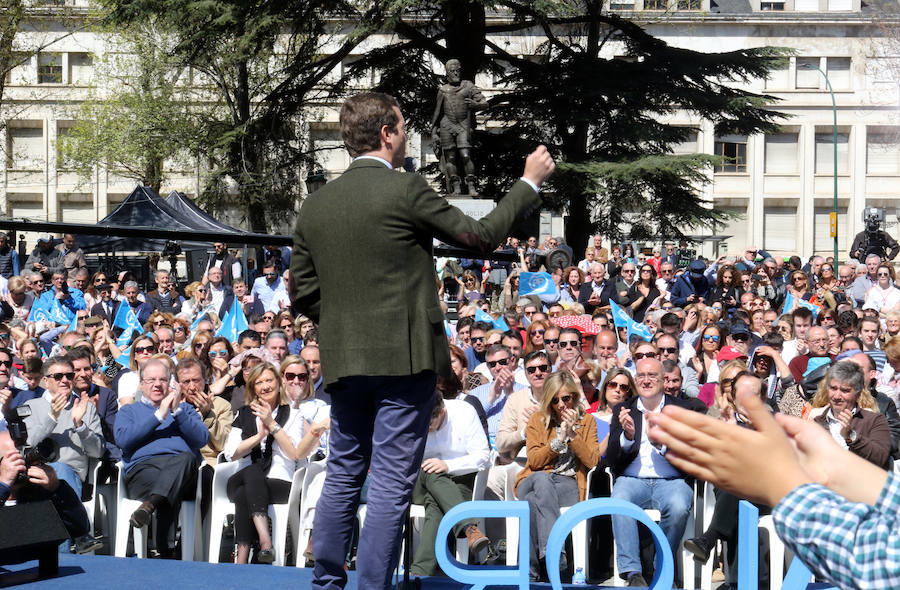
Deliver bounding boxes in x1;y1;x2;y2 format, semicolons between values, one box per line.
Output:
129;500;155;528
465;524;490;554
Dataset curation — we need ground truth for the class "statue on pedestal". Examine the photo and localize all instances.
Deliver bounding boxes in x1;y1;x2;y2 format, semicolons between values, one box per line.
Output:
431;59;487;195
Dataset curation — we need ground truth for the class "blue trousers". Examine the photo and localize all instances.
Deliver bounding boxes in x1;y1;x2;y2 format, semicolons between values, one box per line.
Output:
610;476;693;576
311;372;437;590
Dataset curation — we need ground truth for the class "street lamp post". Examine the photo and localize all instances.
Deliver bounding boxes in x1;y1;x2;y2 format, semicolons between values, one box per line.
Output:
801;62;839;264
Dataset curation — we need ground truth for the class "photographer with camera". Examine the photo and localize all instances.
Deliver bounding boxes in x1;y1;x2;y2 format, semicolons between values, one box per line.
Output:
0;416;100;554
850;209;899;263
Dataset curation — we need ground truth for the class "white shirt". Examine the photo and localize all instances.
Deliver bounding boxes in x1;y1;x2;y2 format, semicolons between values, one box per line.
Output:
251;276;290;313
620;397;681;479
423;399;490;476
208;283;226;315
223;408;306;482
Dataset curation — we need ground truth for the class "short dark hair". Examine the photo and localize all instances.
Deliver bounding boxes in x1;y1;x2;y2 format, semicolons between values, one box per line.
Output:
501;330;523;347
176;356;208;382
471;321;493;333
456;316;474;332
485;344;511;358
559;327;582;343
660;313;682;330
339;92;401;158
836;310;859;335
792;307;814;323
523;350;550;365
238;330;261;346
65;346;94;365
761;331;784;348
43;356;73;376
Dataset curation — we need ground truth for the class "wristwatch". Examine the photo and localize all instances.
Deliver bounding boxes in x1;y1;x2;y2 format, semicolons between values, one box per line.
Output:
269;423;283;435
845;429;858;444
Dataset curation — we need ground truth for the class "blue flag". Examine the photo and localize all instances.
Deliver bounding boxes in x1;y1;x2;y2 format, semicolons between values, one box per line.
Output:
610;300;652;342
475;308;509;331
27;298;50;323
66;310;80;333
609;300;632;330
519;272;556;297
782;292;822;318
215;297;249;343
48;299;73;324
115;343;133;367
113;302;144;347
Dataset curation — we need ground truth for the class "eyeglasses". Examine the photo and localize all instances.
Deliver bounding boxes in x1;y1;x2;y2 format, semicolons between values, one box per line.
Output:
284;372;309;381
525;364;550;374
878;272;891;278
544;338;559;345
633;351;658;360
134;345;155;354
821;267;833;272
658;347;678;354
559;340;580;348
263;315;275;321
731;333;750;342
264;272;277;278
280;324;292;330
531;329;545;335
174;326;186;333
702;334;720;342
487;357;511;368
550;394;572;405
640;269;652;274
0;359;12;368
195;288;207;293
523;310;535;316
193;342;207;350
208;350;229;358
141;377;168;384
470;336;485;343
607;381;630;391
153;319;165;325
94;278;106;284
622;269;635;274
49;372;75;381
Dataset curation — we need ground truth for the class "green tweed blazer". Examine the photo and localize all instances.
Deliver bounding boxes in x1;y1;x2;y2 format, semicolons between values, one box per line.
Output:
290;158;541;387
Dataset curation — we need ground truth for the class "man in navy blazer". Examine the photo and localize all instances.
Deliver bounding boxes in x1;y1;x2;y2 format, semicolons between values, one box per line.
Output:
89;283;120;325
577;262;618;314
606;357;695;587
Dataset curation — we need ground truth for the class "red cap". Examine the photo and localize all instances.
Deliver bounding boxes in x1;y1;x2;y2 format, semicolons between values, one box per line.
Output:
716;345;748;363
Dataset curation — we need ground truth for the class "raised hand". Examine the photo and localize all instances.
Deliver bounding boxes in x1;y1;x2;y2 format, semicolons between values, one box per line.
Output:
619;406;635;440
522;145;555;187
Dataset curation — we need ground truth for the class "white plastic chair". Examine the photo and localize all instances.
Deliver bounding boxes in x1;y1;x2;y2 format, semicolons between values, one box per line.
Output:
758;514;812;587
206;459;243;563
83;460;115;544
267;465;306;566
295;458;327;567
113;462;198;559
607;468;695;587
504;465;594;577
406;465;491;565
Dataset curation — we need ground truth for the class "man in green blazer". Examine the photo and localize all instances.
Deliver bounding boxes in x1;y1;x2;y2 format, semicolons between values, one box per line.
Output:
291;91;554;590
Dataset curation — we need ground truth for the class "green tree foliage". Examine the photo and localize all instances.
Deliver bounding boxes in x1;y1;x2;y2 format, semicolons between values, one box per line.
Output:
354;2;789;252
58;24;199;193
94;0;385;232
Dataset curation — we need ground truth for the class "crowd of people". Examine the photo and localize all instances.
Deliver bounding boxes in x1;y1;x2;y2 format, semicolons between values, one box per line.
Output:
2;225;900;585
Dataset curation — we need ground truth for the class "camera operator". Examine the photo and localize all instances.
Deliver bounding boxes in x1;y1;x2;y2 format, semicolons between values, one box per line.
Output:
850;215;899;262
0;417;100;553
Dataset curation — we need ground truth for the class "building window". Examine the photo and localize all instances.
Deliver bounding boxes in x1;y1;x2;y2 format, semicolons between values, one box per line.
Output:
815;131;849;175
827;0;852;9
760;1;785;9
764;207;798;253
38;53;62;84
69;53;93;85
644;0;667;9
609;0;636;10
867;127;900;175
796;57;821;89
715;135;748;173
765;133;799;174
671;130;699;155
677;0;701;8
8;124;45;170
765;60;790;89
826;57;851;90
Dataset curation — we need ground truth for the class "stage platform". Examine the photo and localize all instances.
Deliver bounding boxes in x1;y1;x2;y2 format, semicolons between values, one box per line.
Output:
0;554;614;589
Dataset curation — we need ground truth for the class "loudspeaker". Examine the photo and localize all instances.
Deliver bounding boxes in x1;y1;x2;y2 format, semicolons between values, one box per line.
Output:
0;500;69;576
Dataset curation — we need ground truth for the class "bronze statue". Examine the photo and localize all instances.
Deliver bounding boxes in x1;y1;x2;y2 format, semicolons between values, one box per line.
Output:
431;59;487;195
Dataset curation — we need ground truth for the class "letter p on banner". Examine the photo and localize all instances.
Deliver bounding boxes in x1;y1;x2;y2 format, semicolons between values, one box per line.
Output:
435;501;530;590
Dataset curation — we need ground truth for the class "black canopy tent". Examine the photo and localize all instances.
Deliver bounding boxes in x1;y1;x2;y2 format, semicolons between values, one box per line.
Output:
163;191;246;234
76;185;235;254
